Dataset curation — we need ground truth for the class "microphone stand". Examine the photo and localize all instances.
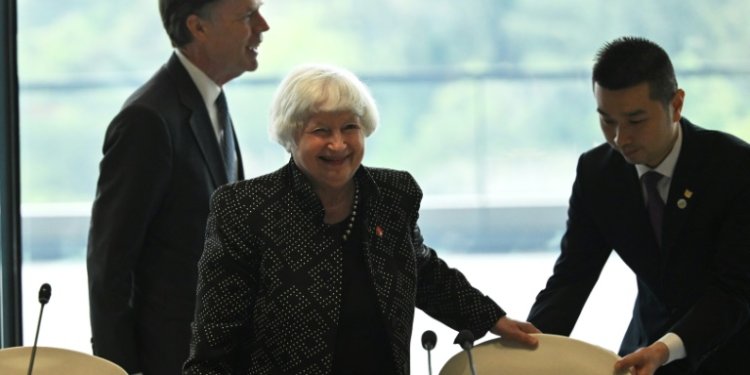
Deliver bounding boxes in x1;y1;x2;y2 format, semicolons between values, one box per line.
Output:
454;329;478;375
421;330;437;375
464;346;477;375
28;283;51;375
427;347;433;375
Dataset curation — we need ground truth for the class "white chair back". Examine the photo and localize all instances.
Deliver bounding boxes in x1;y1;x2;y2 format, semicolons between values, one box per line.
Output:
0;346;127;375
440;333;629;375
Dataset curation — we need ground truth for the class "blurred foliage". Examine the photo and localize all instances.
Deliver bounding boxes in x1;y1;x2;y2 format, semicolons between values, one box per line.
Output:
17;0;750;203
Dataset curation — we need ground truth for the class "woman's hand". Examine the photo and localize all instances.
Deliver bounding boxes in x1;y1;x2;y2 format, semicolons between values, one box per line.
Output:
490;316;540;347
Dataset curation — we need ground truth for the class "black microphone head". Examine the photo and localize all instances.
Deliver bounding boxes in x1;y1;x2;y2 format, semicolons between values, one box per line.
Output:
38;283;51;305
454;329;475;350
421;330;437;350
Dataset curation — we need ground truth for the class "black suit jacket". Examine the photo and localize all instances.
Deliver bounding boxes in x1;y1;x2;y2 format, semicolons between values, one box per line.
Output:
183;162;504;375
528;119;750;374
87;53;243;375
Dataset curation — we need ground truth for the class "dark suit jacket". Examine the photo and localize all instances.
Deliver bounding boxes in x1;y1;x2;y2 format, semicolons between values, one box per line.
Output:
87;53;244;375
183;161;504;375
528;119;750;374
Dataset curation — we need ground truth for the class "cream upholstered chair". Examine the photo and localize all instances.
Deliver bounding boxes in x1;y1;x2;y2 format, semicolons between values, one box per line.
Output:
0;346;126;375
440;333;629;375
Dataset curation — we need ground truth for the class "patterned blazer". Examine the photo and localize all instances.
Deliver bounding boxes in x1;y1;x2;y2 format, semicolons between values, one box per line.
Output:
184;161;505;374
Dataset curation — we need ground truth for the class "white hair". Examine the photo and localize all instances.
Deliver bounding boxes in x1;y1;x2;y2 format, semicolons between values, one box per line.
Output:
269;64;379;153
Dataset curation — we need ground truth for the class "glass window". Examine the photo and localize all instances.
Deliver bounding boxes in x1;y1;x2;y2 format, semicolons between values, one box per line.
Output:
16;0;750;372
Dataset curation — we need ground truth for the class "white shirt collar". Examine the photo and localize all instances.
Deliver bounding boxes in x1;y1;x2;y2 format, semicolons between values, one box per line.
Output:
174;49;222;108
175;49;223;141
635;123;683;179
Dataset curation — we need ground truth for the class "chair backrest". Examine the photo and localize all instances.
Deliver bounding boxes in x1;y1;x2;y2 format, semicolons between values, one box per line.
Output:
439;333;629;375
0;346;127;375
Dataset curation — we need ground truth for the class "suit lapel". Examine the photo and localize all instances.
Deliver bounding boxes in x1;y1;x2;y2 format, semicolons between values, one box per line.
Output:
353;169;409;348
598;148;663;276
607;151;659;246
167;53;228;188
190;112;228;187
662;122;703;253
356;170;388;310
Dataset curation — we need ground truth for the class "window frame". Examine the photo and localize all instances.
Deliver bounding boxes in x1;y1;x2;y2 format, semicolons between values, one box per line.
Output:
1;0;23;348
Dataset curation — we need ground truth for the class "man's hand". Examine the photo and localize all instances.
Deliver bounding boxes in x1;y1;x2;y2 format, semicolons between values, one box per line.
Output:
490;316;540;347
615;342;669;375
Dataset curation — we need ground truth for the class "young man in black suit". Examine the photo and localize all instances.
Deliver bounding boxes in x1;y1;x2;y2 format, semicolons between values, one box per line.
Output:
86;1;269;374
528;37;750;375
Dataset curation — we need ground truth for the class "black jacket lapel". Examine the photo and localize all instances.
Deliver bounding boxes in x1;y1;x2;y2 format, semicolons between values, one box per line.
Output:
662;120;703;253
166;53;228;188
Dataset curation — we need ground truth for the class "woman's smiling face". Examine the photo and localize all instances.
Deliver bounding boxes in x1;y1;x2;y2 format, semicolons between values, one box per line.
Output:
292;111;365;192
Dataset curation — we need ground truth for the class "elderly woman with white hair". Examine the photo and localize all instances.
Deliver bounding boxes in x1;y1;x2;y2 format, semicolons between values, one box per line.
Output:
183;64;539;375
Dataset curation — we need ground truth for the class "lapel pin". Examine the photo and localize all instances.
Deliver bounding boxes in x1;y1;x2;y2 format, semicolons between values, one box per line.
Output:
375;225;384;237
683;189;693;199
677;198;687;209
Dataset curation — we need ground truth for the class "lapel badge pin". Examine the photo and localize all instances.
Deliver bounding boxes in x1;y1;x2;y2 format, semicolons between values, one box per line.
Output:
375;225;384;237
677;198;688;209
683;189;693;199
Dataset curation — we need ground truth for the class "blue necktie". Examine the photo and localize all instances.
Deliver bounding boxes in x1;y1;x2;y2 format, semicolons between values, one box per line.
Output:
216;91;237;182
643;171;664;246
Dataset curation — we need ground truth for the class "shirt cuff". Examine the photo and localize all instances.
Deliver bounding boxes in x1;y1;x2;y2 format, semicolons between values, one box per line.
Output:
658;332;686;364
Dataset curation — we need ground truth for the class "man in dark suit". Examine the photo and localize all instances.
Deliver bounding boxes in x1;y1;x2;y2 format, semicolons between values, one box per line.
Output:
86;1;269;374
528;37;750;375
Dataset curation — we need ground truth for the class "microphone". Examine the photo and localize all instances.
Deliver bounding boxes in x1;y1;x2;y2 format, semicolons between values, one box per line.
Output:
421;330;437;375
454;329;478;375
27;283;51;375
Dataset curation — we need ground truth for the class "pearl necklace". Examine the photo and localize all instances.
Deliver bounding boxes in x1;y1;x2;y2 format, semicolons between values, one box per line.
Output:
342;182;360;241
